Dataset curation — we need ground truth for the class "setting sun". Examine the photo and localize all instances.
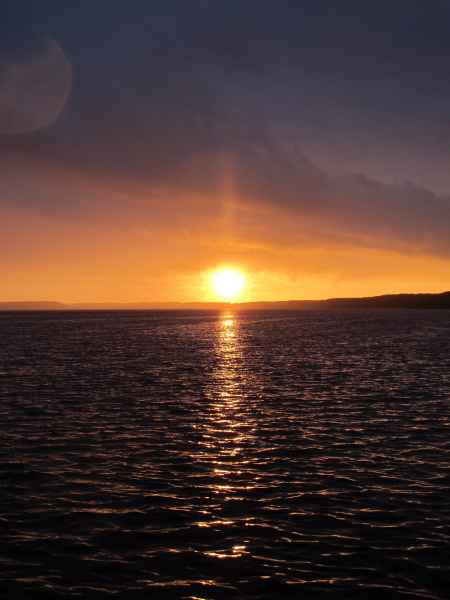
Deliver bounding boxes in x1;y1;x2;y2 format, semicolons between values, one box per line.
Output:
211;268;245;300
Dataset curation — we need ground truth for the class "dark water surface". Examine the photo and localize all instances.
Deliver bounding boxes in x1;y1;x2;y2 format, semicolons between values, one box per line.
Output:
0;310;449;599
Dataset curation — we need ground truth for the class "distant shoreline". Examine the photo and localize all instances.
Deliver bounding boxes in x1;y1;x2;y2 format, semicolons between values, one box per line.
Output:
1;291;450;310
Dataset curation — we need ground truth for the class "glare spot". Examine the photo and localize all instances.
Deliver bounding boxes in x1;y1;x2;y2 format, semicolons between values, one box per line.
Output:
211;268;245;299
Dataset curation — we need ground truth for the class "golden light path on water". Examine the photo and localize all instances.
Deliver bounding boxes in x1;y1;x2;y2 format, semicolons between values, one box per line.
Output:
195;312;256;560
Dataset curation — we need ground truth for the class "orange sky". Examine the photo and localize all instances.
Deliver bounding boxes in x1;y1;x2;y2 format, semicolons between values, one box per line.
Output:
1;174;449;303
1;2;450;303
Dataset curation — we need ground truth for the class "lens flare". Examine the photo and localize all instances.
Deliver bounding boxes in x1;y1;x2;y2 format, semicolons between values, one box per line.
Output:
212;268;245;299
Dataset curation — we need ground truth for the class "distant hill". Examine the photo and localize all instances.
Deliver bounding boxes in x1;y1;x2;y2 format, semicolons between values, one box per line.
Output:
0;301;67;310
321;292;450;309
1;292;450;310
66;302;232;310
238;292;450;309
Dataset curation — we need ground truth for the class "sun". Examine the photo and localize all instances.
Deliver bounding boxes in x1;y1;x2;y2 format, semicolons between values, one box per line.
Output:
211;268;246;300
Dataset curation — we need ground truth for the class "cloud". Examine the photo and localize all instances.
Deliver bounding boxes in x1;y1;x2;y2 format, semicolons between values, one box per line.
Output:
2;0;450;259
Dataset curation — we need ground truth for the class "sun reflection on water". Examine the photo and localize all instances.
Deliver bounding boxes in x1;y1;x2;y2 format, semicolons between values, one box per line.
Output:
195;312;256;559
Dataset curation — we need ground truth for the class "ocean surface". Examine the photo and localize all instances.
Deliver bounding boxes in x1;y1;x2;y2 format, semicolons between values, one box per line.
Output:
0;310;449;599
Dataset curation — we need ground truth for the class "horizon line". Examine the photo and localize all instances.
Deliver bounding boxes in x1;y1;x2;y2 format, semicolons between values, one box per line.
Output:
1;291;450;310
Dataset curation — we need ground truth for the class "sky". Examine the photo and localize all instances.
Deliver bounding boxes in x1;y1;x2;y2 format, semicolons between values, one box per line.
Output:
1;0;450;302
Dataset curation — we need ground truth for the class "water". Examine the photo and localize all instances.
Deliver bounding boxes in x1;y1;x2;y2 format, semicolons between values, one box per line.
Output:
0;310;449;599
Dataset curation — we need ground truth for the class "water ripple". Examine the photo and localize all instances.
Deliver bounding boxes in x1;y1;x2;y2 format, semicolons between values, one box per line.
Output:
0;309;449;598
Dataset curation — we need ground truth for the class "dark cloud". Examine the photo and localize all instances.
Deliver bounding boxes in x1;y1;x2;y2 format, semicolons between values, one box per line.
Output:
2;0;450;256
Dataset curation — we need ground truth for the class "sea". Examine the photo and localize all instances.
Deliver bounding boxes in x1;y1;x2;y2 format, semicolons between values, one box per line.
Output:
0;310;449;599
